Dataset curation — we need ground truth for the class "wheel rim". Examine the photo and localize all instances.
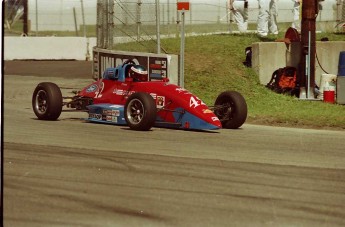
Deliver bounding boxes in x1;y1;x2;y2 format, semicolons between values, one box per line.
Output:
215;101;234;123
35;90;48;115
126;98;145;125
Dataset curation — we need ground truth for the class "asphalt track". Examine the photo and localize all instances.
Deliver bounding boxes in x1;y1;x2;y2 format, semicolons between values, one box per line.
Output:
3;61;345;227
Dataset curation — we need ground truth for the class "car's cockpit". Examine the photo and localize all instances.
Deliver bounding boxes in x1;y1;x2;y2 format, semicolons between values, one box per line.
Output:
102;62;148;82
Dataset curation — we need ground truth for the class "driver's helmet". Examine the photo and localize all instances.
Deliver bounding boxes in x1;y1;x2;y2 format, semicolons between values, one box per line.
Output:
128;65;148;82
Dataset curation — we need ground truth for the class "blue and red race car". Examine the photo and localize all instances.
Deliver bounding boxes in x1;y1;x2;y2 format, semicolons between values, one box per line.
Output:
32;60;247;131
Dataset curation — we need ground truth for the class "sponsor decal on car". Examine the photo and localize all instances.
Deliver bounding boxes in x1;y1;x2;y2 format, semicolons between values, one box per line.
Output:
109;105;123;108
150;93;157;100
106;116;118;122
102;109;121;117
112;88;135;96
103;110;110;115
156;96;165;107
212;117;219;121
112;110;120;116
86;84;98;93
175;87;189;94
203;109;213;114
89;113;102;120
113;88;123;95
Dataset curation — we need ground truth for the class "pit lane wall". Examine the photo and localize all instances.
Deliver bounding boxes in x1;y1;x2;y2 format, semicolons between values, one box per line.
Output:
93;47;179;85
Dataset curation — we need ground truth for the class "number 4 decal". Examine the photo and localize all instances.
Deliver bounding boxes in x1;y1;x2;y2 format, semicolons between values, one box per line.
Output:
189;96;200;108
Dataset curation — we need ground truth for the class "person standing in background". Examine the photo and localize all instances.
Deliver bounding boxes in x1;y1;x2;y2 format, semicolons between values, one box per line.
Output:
257;0;279;37
291;0;301;31
228;0;249;33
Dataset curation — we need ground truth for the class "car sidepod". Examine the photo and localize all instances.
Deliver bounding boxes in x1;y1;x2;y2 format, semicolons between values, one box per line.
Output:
86;104;127;125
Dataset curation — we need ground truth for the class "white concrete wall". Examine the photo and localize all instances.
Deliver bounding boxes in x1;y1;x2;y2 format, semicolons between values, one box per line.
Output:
4;36;168;60
4;37;97;60
252;41;345;87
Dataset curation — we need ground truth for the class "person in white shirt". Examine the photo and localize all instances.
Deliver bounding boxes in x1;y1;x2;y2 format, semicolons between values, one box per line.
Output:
228;0;249;33
291;0;301;31
257;0;279;37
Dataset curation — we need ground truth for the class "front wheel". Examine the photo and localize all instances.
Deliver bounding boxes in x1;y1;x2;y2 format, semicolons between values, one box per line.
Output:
124;92;157;131
214;91;247;129
32;82;63;120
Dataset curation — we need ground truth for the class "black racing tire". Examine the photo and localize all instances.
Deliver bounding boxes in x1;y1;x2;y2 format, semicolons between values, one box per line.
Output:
214;91;247;129
124;92;157;131
32;82;63;120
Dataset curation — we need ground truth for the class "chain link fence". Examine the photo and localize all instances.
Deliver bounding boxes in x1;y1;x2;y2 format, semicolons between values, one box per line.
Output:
4;0;345;38
97;0;233;50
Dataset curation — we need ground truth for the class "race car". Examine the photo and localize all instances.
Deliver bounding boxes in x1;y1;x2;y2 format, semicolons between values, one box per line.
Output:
32;60;247;131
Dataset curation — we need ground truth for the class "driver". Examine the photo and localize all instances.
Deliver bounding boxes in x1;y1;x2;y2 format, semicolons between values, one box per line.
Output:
128;65;148;82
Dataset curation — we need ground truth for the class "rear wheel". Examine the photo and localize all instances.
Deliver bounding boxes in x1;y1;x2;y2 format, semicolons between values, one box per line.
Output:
32;82;63;120
214;91;247;129
124;92;157;131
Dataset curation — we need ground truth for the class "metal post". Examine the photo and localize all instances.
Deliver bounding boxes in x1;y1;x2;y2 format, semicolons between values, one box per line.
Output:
73;7;79;36
136;0;142;41
23;0;28;35
227;0;233;33
299;0;317;98
176;5;180;38
35;0;38;36
180;11;185;88
81;0;90;60
96;0;101;47
167;0;170;25
104;0;108;48
167;0;170;35
108;0;114;49
156;0;161;54
307;31;311;98
217;0;221;24
189;3;192;25
80;0;86;37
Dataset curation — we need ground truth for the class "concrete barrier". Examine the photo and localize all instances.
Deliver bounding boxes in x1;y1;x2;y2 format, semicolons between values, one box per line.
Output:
252;41;345;87
4;37;97;60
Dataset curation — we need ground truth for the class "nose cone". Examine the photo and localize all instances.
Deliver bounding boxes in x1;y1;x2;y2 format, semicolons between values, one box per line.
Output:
212;118;222;129
173;109;222;130
204;115;222;130
200;108;222;129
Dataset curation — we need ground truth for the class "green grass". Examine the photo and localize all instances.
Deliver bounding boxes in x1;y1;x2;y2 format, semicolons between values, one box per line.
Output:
114;33;345;130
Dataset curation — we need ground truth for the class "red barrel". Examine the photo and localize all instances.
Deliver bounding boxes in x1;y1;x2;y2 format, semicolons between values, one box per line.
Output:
323;89;335;103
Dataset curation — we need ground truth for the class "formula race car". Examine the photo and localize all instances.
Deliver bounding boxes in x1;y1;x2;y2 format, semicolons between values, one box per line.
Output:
32;60;247;131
